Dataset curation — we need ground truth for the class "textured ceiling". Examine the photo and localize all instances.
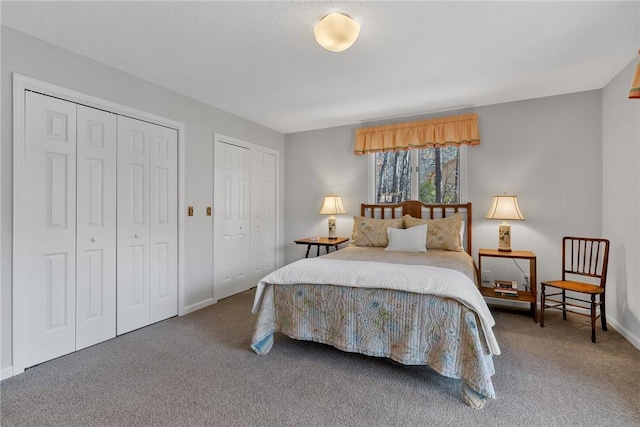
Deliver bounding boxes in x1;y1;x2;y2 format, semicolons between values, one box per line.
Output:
2;1;639;133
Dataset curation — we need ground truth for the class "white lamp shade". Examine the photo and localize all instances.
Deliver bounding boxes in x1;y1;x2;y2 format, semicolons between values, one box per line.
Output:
314;12;361;53
485;194;525;221
319;195;346;215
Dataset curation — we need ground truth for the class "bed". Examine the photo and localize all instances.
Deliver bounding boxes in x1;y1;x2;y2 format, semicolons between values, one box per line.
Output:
251;201;500;408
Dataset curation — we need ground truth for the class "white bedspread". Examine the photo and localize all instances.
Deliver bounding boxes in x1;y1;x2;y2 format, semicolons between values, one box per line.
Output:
251;257;501;356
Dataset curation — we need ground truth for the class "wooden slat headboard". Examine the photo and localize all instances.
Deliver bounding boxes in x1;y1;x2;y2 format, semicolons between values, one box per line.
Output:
360;201;473;255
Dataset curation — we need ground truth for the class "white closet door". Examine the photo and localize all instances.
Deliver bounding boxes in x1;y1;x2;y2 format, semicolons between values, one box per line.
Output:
250;151;265;281
214;141;251;300
250;151;276;282
76;105;117;350
261;152;277;276
117;116;151;335
149;125;178;323
19;91;77;368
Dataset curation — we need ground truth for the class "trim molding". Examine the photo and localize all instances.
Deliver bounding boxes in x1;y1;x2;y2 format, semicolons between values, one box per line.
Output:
1;366;14;381
183;298;217;315
607;318;640;351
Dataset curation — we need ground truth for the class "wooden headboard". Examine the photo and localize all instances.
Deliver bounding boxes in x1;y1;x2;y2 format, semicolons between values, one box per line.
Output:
360;201;473;255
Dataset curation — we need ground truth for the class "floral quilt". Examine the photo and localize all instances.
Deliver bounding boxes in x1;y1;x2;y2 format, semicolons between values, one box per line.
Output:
251;247;498;408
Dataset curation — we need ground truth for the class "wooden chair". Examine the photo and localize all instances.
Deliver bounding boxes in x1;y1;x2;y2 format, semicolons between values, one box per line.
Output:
540;237;610;343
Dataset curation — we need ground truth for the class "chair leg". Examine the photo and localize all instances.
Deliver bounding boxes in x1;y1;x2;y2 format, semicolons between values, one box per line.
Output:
591;295;597;343
601;293;607;331
540;284;545;327
562;289;567;320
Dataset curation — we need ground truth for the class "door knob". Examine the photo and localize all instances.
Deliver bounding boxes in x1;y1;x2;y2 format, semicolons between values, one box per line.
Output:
134;234;140;238
91;237;97;242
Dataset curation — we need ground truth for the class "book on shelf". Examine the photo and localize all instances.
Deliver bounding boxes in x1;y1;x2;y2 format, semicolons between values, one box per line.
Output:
493;280;518;296
494;288;518;297
493;280;518;290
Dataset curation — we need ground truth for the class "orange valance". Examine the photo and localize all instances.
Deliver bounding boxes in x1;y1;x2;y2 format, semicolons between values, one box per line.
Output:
354;113;480;155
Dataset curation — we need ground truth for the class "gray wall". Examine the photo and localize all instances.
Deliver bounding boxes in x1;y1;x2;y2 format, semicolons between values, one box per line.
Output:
1;26;285;371
603;58;640;348
284;90;603;312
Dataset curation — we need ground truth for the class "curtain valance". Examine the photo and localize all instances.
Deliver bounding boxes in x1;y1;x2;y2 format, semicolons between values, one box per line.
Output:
354;113;480;155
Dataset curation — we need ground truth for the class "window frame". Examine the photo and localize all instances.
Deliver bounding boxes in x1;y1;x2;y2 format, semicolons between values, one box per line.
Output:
367;146;468;204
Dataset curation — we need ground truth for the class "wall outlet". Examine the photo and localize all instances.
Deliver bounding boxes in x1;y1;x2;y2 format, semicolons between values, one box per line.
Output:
482;270;492;284
523;273;531;290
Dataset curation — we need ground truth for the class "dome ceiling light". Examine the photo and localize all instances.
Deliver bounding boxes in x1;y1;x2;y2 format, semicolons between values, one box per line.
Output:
313;12;361;53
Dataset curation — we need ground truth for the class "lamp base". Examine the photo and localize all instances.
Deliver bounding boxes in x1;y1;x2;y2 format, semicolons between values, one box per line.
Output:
497;222;512;252
328;216;337;238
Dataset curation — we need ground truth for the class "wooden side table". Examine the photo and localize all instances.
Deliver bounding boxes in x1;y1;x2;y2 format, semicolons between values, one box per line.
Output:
295;237;349;258
477;248;538;322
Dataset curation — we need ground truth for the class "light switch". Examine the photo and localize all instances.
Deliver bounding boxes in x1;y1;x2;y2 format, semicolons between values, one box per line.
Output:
187;206;194;216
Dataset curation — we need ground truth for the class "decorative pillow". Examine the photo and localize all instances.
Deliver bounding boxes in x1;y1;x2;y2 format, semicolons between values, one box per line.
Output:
403;213;463;251
385;225;428;252
350;216;404;247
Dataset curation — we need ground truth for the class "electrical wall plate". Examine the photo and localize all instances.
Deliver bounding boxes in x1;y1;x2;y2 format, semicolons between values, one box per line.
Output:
188;206;194;216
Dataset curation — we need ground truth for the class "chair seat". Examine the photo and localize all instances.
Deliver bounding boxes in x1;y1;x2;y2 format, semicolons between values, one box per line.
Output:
541;280;604;295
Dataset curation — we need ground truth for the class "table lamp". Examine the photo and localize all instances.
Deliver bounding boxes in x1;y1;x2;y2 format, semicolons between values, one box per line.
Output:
485;193;524;252
320;194;346;239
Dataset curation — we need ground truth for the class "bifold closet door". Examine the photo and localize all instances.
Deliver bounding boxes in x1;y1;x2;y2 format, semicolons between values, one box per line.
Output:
20;92;78;368
250;151;276;283
117;116;178;335
213;141;251;300
149;124;178;323
76;105;117;350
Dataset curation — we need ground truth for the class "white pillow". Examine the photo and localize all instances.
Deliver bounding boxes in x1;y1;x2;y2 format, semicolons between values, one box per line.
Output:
385;224;428;252
460;221;465;250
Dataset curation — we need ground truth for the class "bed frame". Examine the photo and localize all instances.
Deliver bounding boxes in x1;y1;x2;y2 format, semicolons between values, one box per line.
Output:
360;201;473;256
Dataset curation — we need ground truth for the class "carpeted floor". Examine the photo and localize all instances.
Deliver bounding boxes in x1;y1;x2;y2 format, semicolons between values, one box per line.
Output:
1;288;639;426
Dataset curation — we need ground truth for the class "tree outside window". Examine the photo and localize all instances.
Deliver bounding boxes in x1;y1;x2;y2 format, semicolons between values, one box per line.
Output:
374;147;460;204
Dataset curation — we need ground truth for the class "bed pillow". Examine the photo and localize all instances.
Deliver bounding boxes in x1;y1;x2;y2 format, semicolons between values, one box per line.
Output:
384;225;428;252
350;216;404;247
403;213;463;251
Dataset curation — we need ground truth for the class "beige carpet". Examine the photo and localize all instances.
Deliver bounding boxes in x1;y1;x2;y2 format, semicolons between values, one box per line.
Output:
1;289;639;426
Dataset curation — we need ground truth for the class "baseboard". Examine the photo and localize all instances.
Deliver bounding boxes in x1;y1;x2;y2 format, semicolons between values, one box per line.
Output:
1;366;14;380
183;298;217;315
539;304;640;351
607;318;640;351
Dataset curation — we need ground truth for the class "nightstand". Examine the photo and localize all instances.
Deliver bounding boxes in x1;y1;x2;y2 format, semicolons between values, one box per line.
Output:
477;248;537;322
295;237;349;258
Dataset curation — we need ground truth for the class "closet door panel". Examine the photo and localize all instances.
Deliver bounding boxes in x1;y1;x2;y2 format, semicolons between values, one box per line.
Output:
20;91;77;368
76;105;117;350
117;116;151;335
214;141;251;300
250;151;265;281
149;125;178;323
261;152;277;275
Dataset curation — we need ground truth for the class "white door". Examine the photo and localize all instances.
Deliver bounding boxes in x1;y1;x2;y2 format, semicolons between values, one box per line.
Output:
149;125;178;323
19;91;77;369
117;116;151;334
76;105;117;350
261;152;277;276
214;141;251;300
117;116;178;334
250;151;276;282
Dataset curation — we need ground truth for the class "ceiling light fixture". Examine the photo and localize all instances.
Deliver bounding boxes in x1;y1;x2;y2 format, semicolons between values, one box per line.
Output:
314;12;360;53
629;49;640;99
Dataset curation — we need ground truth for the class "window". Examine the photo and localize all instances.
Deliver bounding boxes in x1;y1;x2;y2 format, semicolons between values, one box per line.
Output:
371;146;465;204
